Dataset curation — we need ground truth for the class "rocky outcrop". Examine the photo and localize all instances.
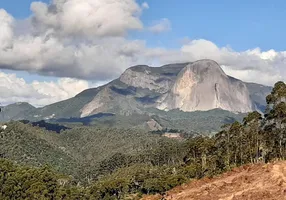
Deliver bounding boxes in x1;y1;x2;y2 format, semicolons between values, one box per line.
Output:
80;84;144;117
80;87;112;117
157;60;253;113
119;65;180;93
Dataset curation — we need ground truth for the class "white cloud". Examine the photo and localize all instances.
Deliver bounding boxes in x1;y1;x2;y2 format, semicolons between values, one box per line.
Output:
0;71;92;107
170;39;286;85
0;2;148;81
1;25;286;86
0;0;286;93
142;2;149;9
0;9;14;49
148;18;172;33
221;66;282;86
0;33;149;80
30;0;143;38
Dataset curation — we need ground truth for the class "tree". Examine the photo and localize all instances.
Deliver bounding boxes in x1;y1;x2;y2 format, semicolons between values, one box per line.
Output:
243;111;263;163
265;81;286;160
184;136;217;177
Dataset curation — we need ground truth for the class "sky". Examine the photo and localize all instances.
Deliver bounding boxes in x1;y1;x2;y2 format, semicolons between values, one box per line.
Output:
0;0;286;106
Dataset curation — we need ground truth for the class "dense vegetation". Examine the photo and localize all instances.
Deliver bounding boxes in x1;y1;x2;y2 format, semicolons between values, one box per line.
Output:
1;81;286;199
53;109;245;134
1;122;180;182
148;108;246;134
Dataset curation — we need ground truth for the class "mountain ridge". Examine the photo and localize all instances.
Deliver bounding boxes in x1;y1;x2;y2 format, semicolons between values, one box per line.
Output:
0;59;272;133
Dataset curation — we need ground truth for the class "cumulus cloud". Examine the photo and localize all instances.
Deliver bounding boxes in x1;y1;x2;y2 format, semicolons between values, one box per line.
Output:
0;71;91;107
148;18;172;33
0;1;148;81
0;0;286;92
0;9;14;49
0;34;149;80
178;39;286;85
30;0;143;38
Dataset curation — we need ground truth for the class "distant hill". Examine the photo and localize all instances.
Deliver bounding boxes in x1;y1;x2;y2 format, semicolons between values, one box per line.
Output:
0;102;35;122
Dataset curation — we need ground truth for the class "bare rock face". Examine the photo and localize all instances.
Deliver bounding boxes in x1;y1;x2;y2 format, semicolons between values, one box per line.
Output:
119;65;174;93
157;60;253;113
80;87;112;117
80;84;144;117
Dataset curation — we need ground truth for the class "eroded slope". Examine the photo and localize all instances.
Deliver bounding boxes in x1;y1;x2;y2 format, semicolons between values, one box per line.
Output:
143;161;286;200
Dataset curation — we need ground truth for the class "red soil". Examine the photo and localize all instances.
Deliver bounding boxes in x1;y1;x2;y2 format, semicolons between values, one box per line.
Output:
142;161;286;200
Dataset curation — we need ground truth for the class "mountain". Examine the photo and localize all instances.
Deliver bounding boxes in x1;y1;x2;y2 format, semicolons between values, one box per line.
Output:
78;59;271;117
156;60;253;113
0;59;272;133
244;81;272;112
0;102;35;122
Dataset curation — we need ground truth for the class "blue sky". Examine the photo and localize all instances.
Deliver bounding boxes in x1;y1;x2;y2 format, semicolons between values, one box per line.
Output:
2;0;286;51
139;0;286;51
0;0;286;105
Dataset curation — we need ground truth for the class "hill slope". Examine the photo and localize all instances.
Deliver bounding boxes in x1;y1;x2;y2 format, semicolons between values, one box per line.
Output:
0;121;167;180
0;102;35;122
143;161;286;200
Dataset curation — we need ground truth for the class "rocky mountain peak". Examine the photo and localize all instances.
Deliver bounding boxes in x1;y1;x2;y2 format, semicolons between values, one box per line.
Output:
119;64;184;93
1;60;271;127
186;59;227;79
157;59;253;113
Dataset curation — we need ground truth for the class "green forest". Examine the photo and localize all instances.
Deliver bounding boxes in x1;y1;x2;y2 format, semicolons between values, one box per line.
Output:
1;81;286;199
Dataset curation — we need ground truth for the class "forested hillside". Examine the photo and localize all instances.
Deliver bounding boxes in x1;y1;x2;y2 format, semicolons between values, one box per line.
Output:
1;81;286;199
0;122;182;181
